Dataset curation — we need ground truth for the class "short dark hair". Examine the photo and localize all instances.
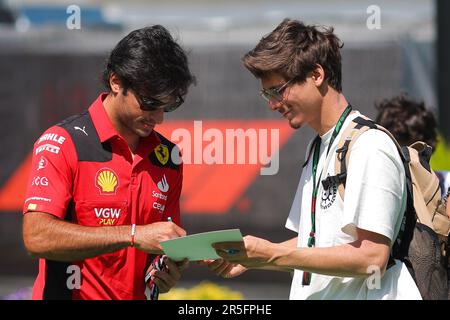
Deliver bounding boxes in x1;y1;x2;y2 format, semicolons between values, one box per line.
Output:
242;18;343;92
102;25;195;100
375;95;437;149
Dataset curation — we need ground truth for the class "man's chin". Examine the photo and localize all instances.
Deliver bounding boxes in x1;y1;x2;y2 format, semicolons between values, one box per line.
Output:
135;128;154;137
288;119;302;129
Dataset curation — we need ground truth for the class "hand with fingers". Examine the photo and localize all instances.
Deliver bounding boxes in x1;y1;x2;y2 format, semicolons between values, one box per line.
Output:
212;235;275;268
135;222;186;254
198;259;247;279
146;255;189;299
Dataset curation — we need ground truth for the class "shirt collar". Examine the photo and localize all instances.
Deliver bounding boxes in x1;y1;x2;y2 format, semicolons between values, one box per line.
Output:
319;125;334;147
88;93;119;143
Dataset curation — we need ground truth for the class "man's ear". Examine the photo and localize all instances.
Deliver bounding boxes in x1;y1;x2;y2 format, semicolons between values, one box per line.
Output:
109;73;122;94
311;64;325;87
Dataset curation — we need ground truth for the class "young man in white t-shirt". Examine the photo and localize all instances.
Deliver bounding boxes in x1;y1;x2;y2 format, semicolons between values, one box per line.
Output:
204;18;422;299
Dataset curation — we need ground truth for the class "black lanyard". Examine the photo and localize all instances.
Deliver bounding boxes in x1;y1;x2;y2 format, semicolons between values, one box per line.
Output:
302;104;352;286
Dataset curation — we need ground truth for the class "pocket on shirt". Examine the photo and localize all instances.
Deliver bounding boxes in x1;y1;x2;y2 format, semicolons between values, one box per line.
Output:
74;200;129;227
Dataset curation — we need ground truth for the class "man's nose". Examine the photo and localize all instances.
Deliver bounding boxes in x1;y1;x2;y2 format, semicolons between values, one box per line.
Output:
268;100;283;111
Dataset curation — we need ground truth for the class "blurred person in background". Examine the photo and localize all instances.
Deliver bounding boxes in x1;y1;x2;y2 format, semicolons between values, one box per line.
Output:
22;25;195;300
375;94;450;200
205;18;421;300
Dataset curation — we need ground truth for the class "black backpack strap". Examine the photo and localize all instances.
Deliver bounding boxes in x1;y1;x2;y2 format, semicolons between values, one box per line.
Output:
322;117;372;192
391;147;416;261
418;144;433;173
322;173;347;190
321;140;350;190
352;117;378;129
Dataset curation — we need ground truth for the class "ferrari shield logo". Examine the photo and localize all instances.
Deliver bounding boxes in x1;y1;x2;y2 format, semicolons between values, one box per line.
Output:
155;144;169;165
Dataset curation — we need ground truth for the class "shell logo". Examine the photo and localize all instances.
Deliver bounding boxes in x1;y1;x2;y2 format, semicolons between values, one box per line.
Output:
95;168;119;195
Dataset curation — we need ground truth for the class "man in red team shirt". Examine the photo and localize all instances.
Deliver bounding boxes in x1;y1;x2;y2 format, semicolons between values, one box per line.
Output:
22;25;195;300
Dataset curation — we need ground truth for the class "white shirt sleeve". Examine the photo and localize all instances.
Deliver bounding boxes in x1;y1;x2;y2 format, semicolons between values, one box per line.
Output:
341;130;406;242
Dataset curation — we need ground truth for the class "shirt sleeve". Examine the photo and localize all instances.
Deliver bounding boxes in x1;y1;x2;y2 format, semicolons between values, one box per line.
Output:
341;130;406;242
23;126;76;219
161;163;183;227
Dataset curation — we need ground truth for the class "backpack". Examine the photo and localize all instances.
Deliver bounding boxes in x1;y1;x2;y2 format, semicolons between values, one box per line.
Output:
320;115;450;300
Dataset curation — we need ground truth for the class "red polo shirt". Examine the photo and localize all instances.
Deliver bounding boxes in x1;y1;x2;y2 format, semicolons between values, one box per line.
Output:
23;93;183;300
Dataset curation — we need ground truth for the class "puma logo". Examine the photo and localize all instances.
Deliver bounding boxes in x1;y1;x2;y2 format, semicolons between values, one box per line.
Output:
74;126;88;136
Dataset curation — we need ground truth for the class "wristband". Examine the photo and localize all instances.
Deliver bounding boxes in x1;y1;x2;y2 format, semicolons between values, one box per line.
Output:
130;224;136;247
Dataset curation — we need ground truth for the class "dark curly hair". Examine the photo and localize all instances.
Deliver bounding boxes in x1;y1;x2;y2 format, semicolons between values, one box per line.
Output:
242;18;344;92
102;25;195;101
375;95;437;150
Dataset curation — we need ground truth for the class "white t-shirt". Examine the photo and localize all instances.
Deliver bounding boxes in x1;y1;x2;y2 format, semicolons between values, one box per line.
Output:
285;111;422;300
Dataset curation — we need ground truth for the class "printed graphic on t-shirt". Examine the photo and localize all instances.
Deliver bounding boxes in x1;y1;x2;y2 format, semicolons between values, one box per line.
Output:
321;176;337;210
95;168;119;195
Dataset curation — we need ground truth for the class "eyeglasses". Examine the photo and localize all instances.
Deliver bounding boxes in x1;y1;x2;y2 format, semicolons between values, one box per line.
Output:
260;78;296;104
136;93;184;113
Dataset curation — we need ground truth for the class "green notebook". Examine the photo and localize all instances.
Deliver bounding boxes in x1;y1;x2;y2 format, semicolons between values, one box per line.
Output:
160;229;243;261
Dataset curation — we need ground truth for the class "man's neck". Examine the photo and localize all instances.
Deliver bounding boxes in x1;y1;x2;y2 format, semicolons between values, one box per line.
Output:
314;92;349;136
